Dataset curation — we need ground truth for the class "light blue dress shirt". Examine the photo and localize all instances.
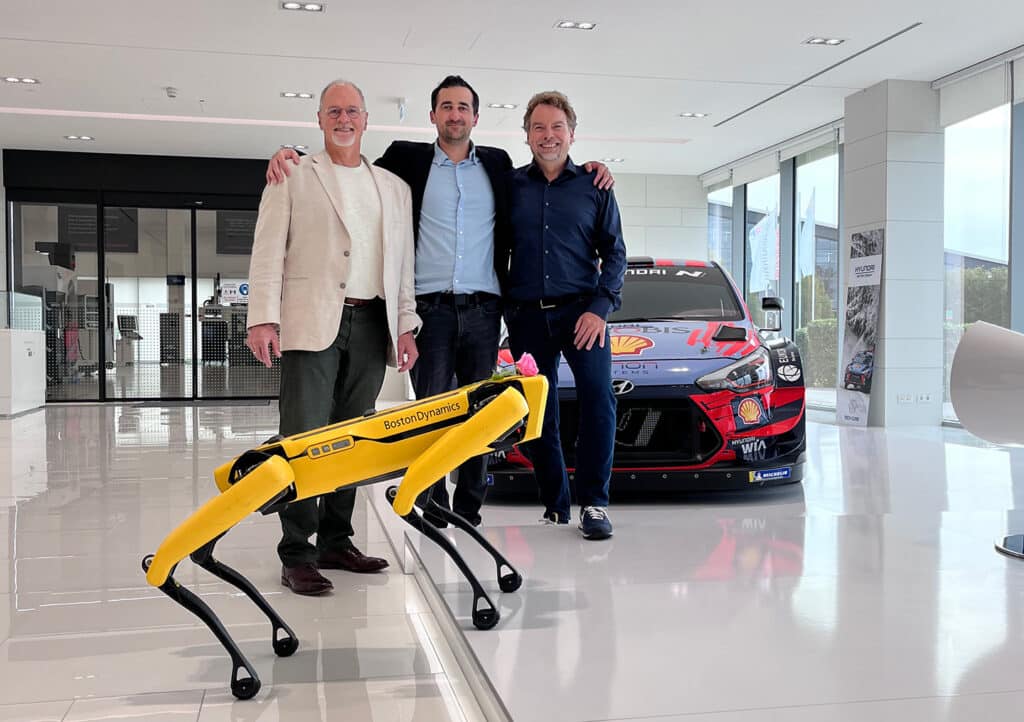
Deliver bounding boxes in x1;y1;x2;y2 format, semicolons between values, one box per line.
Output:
415;143;500;296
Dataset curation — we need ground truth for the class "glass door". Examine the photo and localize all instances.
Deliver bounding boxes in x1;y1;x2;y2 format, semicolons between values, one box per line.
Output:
194;208;280;398
103;207;194;400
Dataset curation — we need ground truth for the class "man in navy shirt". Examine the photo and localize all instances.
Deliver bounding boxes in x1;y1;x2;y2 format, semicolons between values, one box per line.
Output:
504;91;627;540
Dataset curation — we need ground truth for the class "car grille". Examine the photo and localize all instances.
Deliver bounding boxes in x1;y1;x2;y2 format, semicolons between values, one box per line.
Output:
559;397;721;466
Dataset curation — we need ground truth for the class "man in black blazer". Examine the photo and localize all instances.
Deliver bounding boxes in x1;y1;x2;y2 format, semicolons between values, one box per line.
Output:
267;75;613;528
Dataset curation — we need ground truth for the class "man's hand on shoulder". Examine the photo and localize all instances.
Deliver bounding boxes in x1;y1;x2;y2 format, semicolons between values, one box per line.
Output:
582;161;615;190
246;324;281;367
266;148;302;185
396;331;418;373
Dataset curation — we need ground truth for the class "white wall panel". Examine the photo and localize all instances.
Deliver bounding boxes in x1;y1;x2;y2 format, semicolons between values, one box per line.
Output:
940;64;1010;126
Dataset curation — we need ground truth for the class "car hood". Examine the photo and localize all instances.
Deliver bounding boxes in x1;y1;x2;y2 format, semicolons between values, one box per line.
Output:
557;320;762;387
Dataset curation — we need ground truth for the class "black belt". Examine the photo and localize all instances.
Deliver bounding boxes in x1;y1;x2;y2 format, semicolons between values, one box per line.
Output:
416;291;499;308
344;296;383;308
513;294;588;311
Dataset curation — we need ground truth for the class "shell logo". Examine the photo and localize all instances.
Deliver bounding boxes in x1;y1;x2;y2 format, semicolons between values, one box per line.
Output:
611;335;654;356
737;398;763;425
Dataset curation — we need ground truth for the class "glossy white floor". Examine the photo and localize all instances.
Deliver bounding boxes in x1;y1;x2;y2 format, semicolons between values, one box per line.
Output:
0;404;485;722
4;405;1024;721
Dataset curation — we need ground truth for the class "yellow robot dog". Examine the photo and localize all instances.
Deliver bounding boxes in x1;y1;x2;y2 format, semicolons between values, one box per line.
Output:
142;374;547;700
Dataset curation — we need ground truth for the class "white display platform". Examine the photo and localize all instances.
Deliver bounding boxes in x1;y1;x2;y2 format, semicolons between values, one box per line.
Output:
0;329;46;415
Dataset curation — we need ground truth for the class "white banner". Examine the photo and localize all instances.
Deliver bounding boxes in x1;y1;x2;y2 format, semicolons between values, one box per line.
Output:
837;229;885;426
747;207;777;293
797;188;816;280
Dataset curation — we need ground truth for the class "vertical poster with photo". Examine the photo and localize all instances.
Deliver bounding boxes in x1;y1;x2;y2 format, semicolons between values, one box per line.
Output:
837;228;884;426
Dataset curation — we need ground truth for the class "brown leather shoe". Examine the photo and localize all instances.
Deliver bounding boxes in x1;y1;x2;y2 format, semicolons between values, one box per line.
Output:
281;563;334;595
318;545;389;573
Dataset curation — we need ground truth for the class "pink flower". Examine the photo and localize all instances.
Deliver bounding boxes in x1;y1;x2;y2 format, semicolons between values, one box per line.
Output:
516;353;539;377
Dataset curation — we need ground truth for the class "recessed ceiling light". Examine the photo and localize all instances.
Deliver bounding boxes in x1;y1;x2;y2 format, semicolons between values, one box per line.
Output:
20;77;38;84
555;20;597;30
297;92;314;99
803;36;844;46
4;76;39;84
281;144;308;150
64;135;94;141
678;112;709;118
487;103;517;109
280;91;313;99
282;1;324;10
600;158;624;163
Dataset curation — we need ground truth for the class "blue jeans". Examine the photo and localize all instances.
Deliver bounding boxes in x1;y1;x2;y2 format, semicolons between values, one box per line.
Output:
410;293;502;525
506;299;615;521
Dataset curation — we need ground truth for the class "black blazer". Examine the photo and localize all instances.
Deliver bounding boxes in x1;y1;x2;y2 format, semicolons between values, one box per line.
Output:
374;140;513;291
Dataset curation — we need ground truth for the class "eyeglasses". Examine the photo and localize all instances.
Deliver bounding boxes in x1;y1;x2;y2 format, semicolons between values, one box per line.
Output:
321;106;365;120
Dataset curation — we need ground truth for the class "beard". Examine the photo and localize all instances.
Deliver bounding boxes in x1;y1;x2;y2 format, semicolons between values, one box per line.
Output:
439;122;470;144
327;127;357;147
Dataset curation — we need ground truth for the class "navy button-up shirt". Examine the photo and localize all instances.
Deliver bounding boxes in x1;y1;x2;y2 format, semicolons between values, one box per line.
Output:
506;158;627;319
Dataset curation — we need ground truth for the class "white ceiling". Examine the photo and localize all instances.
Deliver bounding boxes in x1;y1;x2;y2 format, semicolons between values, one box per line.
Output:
0;0;1021;176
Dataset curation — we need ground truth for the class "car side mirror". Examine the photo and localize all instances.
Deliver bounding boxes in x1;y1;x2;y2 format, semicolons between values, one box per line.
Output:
760;297;783;333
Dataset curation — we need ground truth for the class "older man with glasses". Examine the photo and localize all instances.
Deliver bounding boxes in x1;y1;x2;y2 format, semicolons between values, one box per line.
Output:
246;79;421;595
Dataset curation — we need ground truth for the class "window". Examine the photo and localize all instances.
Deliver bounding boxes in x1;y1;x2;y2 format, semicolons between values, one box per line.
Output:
943;104;1012;420
794;145;840;408
745;174;780;327
707;186;733;278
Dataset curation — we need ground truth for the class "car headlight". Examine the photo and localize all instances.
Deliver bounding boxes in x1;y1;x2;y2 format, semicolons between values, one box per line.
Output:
696;347;773;393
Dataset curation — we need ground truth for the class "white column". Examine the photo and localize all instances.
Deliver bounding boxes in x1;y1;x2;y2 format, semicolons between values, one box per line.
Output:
0;152;7;328
843;80;945;425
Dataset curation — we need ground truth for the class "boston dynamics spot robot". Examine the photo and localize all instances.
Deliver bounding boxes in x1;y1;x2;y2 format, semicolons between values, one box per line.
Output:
142;374;547;700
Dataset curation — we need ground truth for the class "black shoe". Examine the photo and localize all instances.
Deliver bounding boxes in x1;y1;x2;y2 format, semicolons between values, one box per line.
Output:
540;510;570;525
318;545;389;573
281;563;333;595
579;506;613;540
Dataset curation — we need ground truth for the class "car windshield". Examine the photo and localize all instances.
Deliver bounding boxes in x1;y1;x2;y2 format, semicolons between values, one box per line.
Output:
608;266;744;323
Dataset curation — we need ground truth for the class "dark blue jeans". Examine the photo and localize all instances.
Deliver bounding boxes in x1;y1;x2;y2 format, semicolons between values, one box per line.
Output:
506;299;615;521
411;293;502;525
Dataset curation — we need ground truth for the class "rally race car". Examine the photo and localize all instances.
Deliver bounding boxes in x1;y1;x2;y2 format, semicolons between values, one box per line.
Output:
489;258;806;494
843;349;874;392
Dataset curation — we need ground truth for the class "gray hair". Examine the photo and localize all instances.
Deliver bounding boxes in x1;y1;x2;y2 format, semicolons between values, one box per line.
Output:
319;79;366;109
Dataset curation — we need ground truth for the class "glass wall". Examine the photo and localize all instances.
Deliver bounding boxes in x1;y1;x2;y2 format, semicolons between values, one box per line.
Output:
745;174;781;327
10;201;103;401
943;104;1012;420
794;146;840;408
6;199;277;402
707;186;734;278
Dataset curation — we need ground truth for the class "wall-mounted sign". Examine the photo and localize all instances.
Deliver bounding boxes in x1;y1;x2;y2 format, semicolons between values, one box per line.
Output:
220;280;249;305
216;211;257;255
58;206;139;253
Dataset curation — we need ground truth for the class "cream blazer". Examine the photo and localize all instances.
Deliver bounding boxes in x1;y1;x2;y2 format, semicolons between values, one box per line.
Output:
246;151;421;366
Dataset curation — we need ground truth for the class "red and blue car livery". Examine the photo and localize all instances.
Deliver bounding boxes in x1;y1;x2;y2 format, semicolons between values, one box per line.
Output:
489;258;806;493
